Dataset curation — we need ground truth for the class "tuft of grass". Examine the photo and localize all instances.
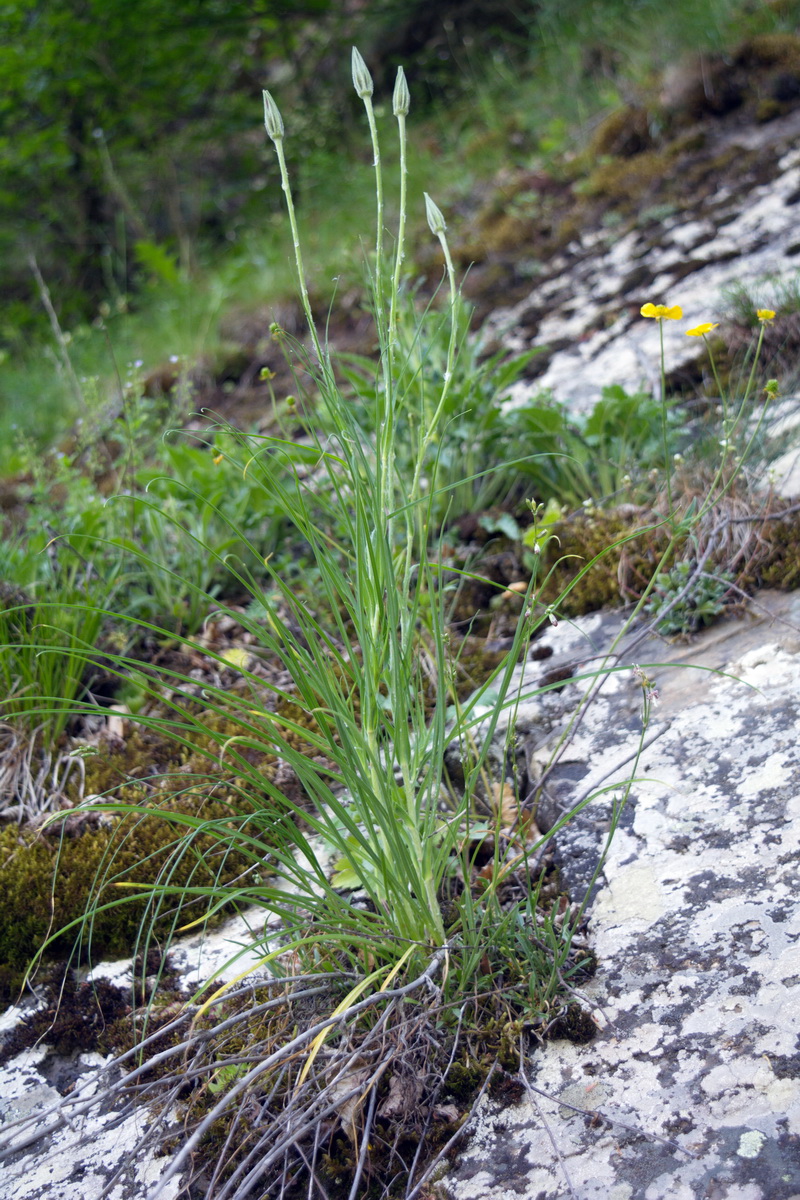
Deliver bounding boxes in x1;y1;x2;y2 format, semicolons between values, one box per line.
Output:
0;44;784;1200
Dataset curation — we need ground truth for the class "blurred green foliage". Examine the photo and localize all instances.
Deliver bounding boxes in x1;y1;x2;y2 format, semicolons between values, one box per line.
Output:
3;0;799;440
0;0;337;336
0;0;537;343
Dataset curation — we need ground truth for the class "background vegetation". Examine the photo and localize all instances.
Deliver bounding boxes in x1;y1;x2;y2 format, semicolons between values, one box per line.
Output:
3;0;800;454
2;4;800;1194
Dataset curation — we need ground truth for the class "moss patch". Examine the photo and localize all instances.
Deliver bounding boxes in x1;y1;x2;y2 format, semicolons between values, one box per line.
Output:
0;789;264;1001
539;511;674;615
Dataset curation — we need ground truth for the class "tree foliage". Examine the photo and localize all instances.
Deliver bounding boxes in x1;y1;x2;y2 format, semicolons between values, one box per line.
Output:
0;0;335;334
0;0;538;341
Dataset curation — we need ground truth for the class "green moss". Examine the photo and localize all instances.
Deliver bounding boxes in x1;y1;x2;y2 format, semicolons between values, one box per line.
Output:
756;96;784;122
582;148;679;202
535;501;800;622
452;639;507;701
737;31;800;70
0;791;262;1001
588;105;652;159
754;512;800;590
443;1060;485;1100
540;511;674;616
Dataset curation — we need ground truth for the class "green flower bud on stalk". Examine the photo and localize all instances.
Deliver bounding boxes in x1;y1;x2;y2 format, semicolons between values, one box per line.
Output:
351;47;373;99
393;66;410;116
424;193;446;236
262;90;284;142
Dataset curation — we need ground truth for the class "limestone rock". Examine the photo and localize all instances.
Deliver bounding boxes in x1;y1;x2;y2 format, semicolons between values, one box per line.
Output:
442;590;800;1199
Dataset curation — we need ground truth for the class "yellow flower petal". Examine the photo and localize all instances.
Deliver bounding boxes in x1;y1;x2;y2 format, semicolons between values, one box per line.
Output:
686;322;719;337
641;302;683;320
757;308;776;322
222;647;251;670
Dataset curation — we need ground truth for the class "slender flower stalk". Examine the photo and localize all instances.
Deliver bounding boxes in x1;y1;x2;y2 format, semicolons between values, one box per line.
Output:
687;321;727;432
262;91;325;371
352;49;385;319
741;310;773;407
390;66;410;315
696;310;775;514
410;194;458;507
640;301;682;521
386;65;409;547
351;49;394;543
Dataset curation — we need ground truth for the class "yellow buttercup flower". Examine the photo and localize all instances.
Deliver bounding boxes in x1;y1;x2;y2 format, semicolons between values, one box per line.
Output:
686;322;719;337
757;309;776;322
641;303;683;321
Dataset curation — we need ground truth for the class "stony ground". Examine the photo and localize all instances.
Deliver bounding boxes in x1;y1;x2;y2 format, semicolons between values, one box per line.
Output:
443;592;800;1199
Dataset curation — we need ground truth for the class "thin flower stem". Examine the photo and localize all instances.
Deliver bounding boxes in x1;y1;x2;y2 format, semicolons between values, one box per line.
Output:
703;333;727;424
659;320;673;520
741;320;767;408
357;85;392;536
271;137;325;372
363;96;385;319
384;104;408;518
410;228;458;507
697;321;770;518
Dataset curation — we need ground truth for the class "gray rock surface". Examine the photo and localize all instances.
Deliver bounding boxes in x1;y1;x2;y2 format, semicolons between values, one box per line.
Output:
486;110;800;413
3;597;800;1198
442;590;800;1200
0;887;312;1199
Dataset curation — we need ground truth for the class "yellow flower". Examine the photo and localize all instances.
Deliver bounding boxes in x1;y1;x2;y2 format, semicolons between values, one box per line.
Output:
686;322;719;337
641;302;683;320
757;308;776;322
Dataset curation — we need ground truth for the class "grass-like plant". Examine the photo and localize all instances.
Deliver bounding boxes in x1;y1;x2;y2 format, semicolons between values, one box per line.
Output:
2;49;783;1200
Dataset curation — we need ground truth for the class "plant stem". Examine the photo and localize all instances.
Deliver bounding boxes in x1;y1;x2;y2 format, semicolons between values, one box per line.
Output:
271;138;325;372
658;319;673;521
410;228;458;510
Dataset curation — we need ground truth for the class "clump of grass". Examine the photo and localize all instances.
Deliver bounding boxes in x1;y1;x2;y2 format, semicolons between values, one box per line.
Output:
0;53;783;1200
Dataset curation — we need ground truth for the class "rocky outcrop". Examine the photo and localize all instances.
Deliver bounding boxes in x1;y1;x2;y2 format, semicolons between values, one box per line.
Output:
443;590;800;1199
487;108;800;412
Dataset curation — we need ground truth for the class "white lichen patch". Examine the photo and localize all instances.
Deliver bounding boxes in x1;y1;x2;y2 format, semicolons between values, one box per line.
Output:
443;594;800;1199
0;1045;183;1200
591;863;668;928
736;750;794;798
737;1130;767;1159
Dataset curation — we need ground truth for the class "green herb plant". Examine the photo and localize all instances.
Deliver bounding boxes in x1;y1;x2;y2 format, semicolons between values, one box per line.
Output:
645;561;733;635
10;53;780;1200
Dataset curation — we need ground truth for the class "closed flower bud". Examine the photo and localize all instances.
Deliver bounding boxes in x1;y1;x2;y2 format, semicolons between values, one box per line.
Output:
262;90;284;142
424;192;446;235
351;47;373;99
393;66;410;116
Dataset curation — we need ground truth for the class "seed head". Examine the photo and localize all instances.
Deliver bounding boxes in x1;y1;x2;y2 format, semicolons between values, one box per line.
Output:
351;47;373;99
424;193;446;235
393;66;410;116
263;90;284;143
